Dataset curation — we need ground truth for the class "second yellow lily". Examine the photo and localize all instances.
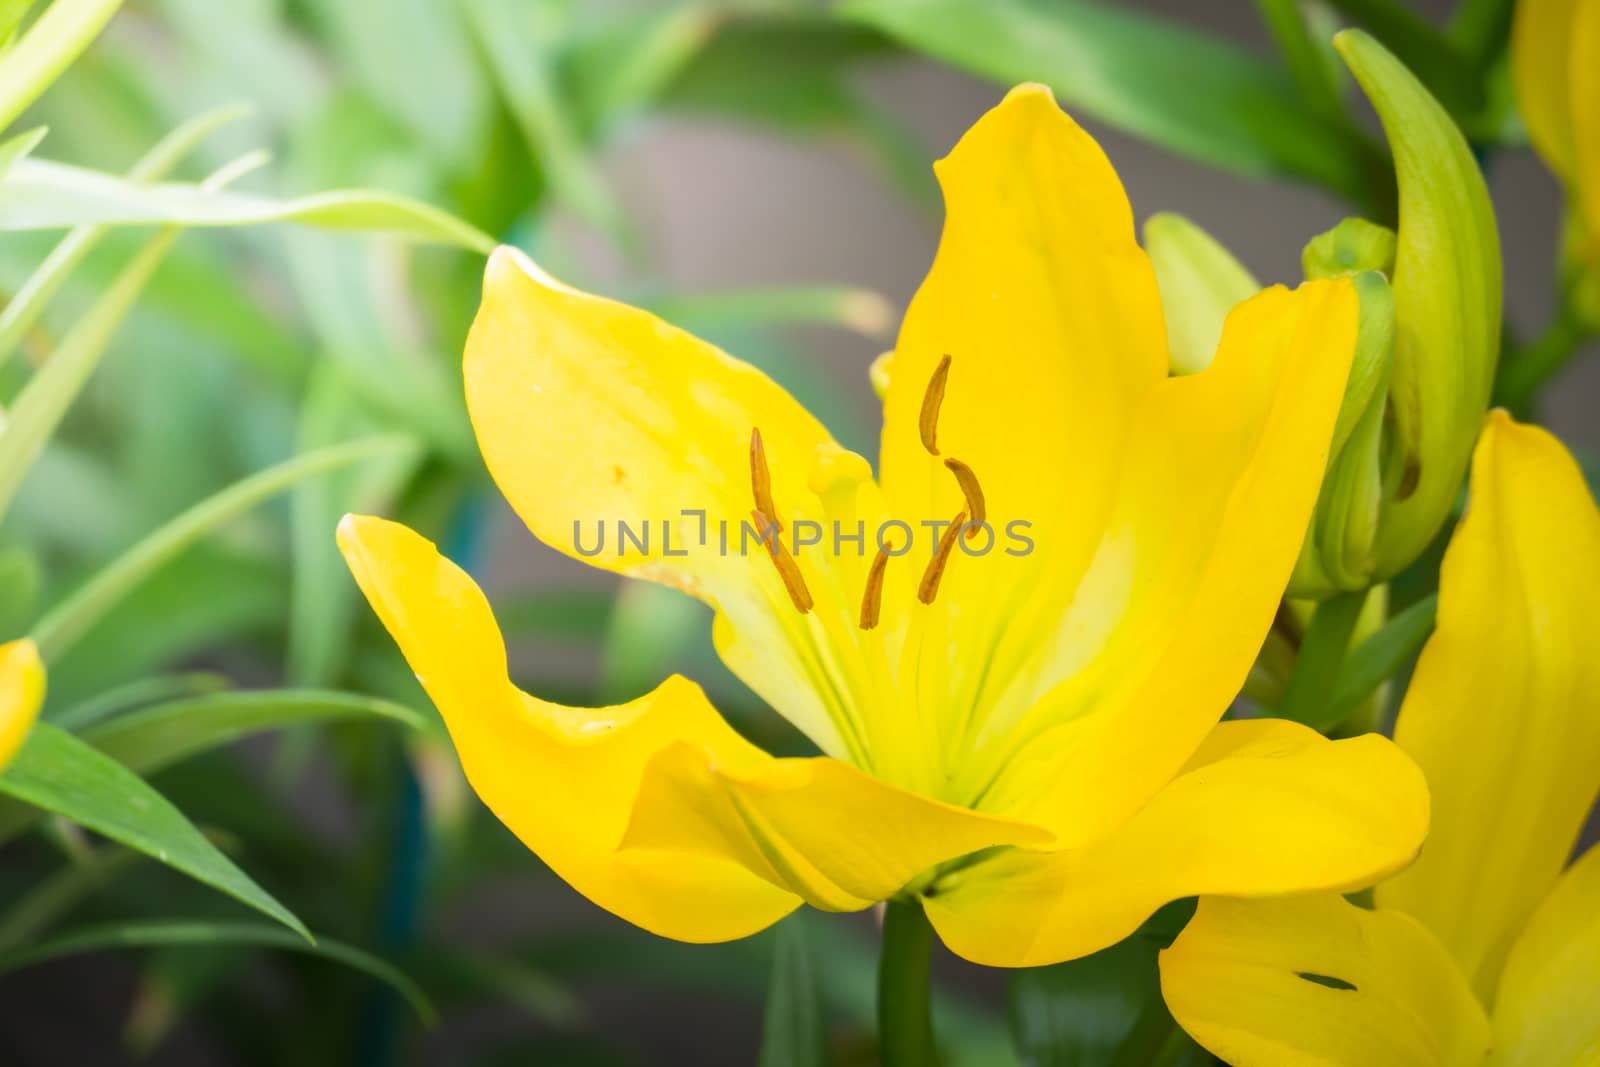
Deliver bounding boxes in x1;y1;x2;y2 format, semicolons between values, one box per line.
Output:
339;84;1427;965
1161;412;1600;1064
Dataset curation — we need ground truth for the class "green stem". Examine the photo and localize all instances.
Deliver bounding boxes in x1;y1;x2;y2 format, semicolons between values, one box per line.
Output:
1494;313;1592;413
878;897;938;1067
1276;590;1367;728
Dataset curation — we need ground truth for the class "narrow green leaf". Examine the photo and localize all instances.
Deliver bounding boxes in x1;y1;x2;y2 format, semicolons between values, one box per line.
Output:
0;123;45;175
81;689;432;774
0;545;41;638
29;436;418;663
0;0;124;132
0;157;495;249
1;0;34;41
0;919;435;1024
51;671;231;731
0;104;250;367
0;723;308;938
841;0;1382;206
1320;594;1437;731
1274;589;1368;728
759;914;829;1067
0;226;179;521
461;0;623;240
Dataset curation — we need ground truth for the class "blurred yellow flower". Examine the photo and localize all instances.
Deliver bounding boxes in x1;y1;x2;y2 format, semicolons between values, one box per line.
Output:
0;638;44;772
340;85;1427;965
1161;412;1600;1064
1514;0;1600;262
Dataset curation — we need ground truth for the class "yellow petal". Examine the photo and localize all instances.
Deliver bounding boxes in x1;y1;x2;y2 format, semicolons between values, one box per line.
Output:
1376;413;1600;999
619;741;1052;912
0;638;44;771
870;84;1168;783
962;277;1360;837
1489;844;1600;1066
1160;894;1490;1067
1513;0;1582;184
923;718;1427;967
337;514;799;942
462;244;879;762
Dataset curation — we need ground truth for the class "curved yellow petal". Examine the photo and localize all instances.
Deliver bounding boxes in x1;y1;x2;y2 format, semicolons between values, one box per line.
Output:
1489;844;1600;1066
1376;413;1600;999
1160;894;1490;1067
462;245;878;762
0;638;44;771
619;744;1052;912
923;718;1427;967
964;277;1360;837
337;514;799;942
1513;0;1582;183
871;84;1168;783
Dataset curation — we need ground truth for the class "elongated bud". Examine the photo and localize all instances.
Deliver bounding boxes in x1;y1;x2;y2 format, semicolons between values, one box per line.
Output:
1331;31;1501;582
1143;212;1259;376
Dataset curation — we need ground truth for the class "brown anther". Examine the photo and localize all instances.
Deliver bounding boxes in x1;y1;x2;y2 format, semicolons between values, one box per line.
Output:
858;544;893;630
942;457;986;535
917;510;967;606
749;427;779;531
750;509;813;614
918;355;952;455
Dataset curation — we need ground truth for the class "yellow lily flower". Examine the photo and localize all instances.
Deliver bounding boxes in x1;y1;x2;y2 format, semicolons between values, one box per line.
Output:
1161;412;1600;1064
339;85;1429;965
1513;0;1600;262
0;638;44;771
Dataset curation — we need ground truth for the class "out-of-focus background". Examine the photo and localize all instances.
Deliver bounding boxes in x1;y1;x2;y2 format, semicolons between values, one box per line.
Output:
1;0;1593;1064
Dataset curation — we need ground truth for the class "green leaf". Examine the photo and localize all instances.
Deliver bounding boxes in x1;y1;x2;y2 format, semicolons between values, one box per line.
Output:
1141;213;1259;376
0;723;308;937
0;226;180;522
759;913;829;1067
0;842;138;951
29;436;419;663
0;124;45;176
0;157;495;249
1008;903;1196;1067
461;0;623;240
51;671;231;731
0;0;125;132
0;545;41;638
1273;589;1368;728
1;0;33;41
0;919;435;1024
1322;0;1482;116
0;104;250;368
841;0;1382;206
81;689;432;775
1320;593;1437;731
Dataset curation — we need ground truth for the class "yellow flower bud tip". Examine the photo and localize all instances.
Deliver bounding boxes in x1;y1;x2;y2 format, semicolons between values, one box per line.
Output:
943;457;987;534
917;510;967;606
749;508;813;615
918;353;952;455
858;544;893;631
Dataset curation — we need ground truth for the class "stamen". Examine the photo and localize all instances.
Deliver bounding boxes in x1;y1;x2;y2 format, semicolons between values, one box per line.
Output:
918;355;952;455
858;544;893;630
749;427;779;530
750;509;813;614
942;457;986;534
918;510;967;606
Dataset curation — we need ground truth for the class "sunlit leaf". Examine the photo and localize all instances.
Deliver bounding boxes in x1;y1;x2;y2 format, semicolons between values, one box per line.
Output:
0;157;495;249
759;913;829;1067
0;0;124;131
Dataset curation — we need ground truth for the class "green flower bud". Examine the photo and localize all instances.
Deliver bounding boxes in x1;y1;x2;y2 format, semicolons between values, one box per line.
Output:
1143;212;1259;376
1302;217;1396;281
1334;30;1501;581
